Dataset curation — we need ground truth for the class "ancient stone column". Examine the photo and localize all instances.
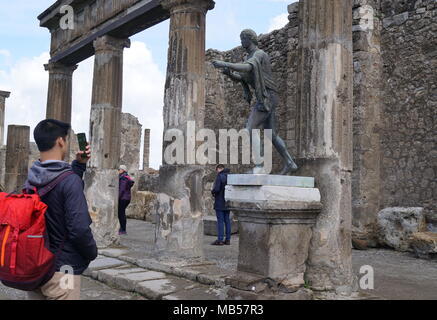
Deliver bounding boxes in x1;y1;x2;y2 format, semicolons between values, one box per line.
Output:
295;0;355;294
351;0;382;247
85;35;130;248
4;125;30;193
0;91;11;146
143;129;150;169
45;62;77;123
155;0;215;259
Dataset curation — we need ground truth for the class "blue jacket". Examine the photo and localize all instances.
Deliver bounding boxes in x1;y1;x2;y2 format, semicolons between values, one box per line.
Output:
211;169;230;211
25;160;98;275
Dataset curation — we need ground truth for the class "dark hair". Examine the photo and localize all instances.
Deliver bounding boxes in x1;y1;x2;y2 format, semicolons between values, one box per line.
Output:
216;164;225;170
34;119;71;152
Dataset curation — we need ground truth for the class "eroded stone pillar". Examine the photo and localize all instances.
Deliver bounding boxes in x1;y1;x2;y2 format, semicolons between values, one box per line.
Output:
155;0;215;259
0;91;11;146
45;62;77;123
296;0;355;293
143;129;150;169
5;125;30;193
351;0;382;247
85;35;130;248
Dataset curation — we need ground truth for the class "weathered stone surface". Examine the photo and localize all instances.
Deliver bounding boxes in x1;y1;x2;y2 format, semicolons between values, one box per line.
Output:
226;185;321;204
163;286;224;300
85;257;128;275
0;146;5;188
0;91;10;146
203;216;239;236
155;165;206;259
227;174;315;188
409;232;437;260
126;191;158;222
296;0;355;292
135;277;198;300
84;169;120;248
143;129;151;169
377;207;427;251
120;113;142;173
4;125;30;193
352;0;382;245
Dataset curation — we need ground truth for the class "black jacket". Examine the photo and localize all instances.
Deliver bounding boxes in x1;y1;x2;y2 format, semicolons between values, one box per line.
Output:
25;160;98;275
211;169;230;211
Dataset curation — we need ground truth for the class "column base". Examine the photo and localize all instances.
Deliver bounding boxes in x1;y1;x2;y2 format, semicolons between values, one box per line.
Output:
154;165;206;260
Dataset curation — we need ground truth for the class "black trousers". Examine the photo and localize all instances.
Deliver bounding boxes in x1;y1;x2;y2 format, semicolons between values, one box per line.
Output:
118;199;130;232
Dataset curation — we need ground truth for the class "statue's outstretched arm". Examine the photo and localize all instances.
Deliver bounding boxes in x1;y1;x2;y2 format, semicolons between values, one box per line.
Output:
212;60;253;73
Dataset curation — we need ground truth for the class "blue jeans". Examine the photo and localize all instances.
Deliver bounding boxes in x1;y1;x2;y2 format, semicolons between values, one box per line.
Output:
216;210;231;242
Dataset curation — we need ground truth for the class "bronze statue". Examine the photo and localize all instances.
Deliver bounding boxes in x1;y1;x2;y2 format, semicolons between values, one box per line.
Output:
212;29;298;175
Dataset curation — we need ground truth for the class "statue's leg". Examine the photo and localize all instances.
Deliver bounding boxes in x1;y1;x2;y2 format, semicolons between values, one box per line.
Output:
265;110;298;175
246;106;270;171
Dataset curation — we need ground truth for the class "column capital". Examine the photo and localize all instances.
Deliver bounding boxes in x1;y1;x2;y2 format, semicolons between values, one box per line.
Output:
162;0;215;14
93;35;131;53
0;91;10;99
44;62;78;75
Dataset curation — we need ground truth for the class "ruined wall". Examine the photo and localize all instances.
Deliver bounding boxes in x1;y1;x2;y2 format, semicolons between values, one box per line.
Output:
379;0;437;225
120;113;142;174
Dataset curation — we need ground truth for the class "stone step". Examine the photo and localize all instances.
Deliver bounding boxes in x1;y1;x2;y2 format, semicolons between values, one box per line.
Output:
410;232;437;260
83;256;225;300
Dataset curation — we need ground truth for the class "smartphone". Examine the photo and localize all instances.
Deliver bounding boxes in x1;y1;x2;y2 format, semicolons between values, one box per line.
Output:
77;133;88;158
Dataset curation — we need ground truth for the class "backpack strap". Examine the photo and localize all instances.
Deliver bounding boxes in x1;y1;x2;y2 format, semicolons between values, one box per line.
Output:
38;171;75;198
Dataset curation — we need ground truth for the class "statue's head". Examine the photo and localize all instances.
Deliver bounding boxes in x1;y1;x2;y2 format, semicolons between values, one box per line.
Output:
240;29;258;48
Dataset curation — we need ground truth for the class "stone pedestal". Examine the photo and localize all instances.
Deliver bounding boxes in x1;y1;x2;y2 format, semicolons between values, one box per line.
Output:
0;91;11;146
225;174;321;299
4;125;30;193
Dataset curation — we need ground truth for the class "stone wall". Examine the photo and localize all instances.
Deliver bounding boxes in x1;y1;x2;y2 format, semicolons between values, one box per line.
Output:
379;0;437;226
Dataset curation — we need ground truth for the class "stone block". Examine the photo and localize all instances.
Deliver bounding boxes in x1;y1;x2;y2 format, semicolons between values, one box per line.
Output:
203;215;239;236
96;267;145;286
85;257;128;275
409;232;437;260
227;174;315;188
377;207;427;251
163;286;224;300
116;271;168;291
135;277;198;300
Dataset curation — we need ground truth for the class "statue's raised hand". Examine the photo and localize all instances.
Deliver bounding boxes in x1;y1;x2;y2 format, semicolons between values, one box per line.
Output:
212;60;227;69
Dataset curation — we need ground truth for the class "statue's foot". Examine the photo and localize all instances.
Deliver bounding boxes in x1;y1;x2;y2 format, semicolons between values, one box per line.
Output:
279;161;298;176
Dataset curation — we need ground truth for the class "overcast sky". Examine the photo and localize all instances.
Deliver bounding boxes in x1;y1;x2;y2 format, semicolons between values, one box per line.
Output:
0;0;297;169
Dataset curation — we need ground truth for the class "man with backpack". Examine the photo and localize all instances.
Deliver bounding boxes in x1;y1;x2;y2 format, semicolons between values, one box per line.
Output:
211;164;232;246
118;165;134;235
23;119;98;300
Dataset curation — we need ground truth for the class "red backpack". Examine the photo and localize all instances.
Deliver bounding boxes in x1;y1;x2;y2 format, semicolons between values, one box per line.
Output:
0;171;73;291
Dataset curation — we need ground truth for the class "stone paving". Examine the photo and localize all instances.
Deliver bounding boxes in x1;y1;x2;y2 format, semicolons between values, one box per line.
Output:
1;219;436;300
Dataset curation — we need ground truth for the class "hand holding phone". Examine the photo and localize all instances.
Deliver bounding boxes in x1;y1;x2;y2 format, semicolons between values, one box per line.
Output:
77;133;90;163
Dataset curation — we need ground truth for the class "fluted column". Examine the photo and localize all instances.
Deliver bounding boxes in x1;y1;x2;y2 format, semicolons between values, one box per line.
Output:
45;62;77;123
5;125;30;193
296;0;354;293
89;35;130;170
155;0;215;259
143;129;150;169
0;90;11;146
85;35;130;248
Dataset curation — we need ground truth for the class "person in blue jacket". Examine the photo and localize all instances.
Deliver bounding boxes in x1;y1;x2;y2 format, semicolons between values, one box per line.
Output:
211;164;231;246
24;119;98;300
